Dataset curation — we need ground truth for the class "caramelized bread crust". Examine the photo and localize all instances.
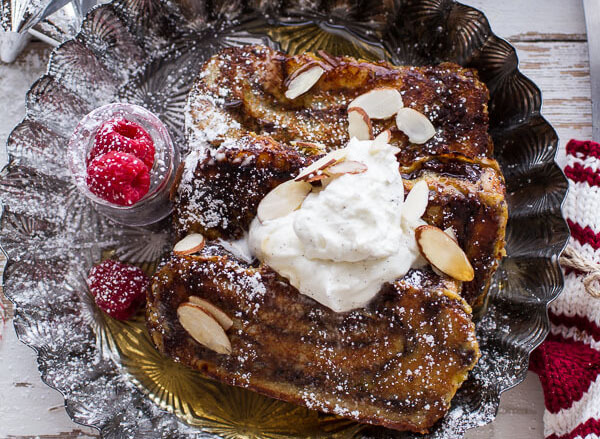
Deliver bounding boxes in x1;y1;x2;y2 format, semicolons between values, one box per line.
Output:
175;138;307;240
150;45;509;432
176;146;506;308
186;46;492;161
179;45;507;308
148;250;480;433
403;163;507;308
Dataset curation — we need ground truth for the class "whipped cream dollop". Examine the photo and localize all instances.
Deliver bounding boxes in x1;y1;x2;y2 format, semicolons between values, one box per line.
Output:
248;137;425;312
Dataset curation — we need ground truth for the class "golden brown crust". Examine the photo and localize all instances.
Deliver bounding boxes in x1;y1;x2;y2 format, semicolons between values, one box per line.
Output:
174;137;307;240
175;144;506;307
153;45;508;432
148;250;480;433
186;45;491;161
178;45;507;307
403;165;507;308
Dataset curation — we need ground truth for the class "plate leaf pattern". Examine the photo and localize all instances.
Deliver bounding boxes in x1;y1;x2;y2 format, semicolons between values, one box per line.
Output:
0;0;568;438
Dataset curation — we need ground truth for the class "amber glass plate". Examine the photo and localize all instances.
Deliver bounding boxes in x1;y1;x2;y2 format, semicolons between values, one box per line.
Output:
0;0;568;438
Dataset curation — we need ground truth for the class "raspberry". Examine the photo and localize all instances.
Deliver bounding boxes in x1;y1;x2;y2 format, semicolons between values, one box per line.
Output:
89;118;155;169
86;151;150;206
87;259;149;320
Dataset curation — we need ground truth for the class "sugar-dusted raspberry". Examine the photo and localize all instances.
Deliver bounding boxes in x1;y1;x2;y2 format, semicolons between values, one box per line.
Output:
88;259;149;320
86;151;150;206
89;118;155;169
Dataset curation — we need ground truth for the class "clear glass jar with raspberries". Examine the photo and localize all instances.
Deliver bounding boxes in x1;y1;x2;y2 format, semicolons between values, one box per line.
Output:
68;103;179;226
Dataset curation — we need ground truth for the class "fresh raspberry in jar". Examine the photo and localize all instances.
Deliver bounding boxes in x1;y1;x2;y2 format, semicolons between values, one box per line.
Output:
89;118;155;169
86;151;151;206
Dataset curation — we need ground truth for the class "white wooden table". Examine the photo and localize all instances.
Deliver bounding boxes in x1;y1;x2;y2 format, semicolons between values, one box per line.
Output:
0;0;590;437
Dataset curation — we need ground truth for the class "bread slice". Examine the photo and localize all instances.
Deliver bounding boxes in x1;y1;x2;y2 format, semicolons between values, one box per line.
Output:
179;45;507;308
148;250;479;433
148;46;508;432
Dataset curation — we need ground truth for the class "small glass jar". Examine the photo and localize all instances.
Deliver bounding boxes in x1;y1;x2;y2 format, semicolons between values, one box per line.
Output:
68;103;179;226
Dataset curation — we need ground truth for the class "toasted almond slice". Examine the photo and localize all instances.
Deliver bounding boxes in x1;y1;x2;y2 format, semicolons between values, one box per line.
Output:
348;107;374;140
415;225;474;282
348;88;403;119
371;129;396;154
444;226;458;243
403;181;429;222
188;296;233;330
395;108;436;144
317;50;339;67
304;172;329;183
285;63;325;100
257;180;312;222
295;148;347;182
373;129;392;145
295;159;336;181
326;160;368;176
177;303;232;354
294;159;338;181
174;233;205;255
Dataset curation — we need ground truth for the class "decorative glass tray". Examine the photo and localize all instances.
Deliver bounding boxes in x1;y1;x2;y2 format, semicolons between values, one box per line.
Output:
0;0;569;437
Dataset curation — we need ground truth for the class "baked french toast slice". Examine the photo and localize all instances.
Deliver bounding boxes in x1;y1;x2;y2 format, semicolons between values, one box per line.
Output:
175;139;307;241
403;162;507;308
181;45;507;308
175;143;506;308
186;45;491;163
147;249;479;433
148;45;508;433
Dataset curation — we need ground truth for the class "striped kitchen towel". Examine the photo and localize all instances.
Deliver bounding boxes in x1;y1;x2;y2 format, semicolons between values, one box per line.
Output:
530;139;600;439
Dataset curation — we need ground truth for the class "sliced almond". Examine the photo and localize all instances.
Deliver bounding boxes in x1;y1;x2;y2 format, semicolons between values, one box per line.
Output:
177;303;232;354
257;180;312;222
317;50;339;67
326;160;368;176
295;149;347;182
373;129;392;145
304;172;330;183
296;161;335;182
415;225;474;282
402;181;429;222
371;129;396;154
284;63;325;100
444;226;458;243
349;88;403;119
174;233;205;255
395;108;436;144
348;107;374;141
188;296;233;330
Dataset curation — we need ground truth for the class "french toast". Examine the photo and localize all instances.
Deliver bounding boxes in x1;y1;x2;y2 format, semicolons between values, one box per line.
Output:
148;249;479;433
178;45;507;308
148;45;508;432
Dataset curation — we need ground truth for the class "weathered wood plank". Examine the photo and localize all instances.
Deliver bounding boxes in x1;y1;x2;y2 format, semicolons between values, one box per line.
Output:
463;0;587;42
515;41;592;166
0;321;99;438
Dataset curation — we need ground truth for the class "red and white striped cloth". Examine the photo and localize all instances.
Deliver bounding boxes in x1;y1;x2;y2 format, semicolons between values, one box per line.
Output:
530;139;600;439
